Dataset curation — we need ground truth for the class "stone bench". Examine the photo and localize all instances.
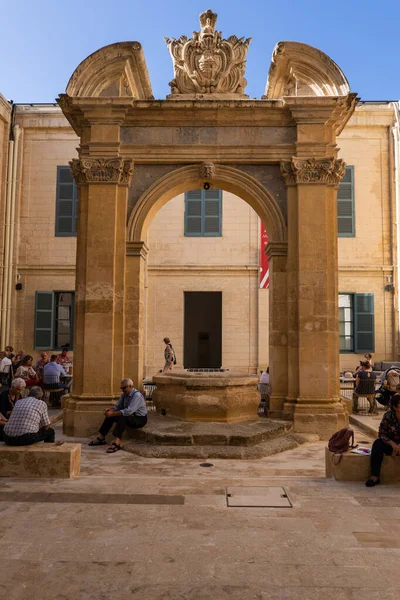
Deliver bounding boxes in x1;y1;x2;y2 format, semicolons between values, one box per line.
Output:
325;447;400;483
0;442;81;478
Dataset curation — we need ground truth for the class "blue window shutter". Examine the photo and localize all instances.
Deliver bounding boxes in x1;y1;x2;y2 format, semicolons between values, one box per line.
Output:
34;292;54;349
354;293;374;352
185;190;202;236
204;189;222;236
338;166;355;237
56;166;78;236
185;189;222;237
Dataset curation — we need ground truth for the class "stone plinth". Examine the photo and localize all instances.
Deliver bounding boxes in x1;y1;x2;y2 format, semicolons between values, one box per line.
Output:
63;396;116;437
0;443;81;478
325;447;400;483
152;370;260;422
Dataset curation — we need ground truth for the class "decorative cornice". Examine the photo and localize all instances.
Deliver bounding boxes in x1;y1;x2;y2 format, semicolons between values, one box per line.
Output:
69;157;134;186
199;162;215;179
280;156;346;186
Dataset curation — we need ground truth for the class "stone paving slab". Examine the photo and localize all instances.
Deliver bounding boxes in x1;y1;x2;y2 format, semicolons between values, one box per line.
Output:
1;424;394;600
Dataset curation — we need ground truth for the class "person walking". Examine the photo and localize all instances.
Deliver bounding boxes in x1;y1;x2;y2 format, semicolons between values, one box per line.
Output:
163;337;176;373
88;378;147;453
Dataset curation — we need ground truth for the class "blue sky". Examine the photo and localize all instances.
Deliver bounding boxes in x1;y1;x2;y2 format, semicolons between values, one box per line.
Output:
1;0;399;103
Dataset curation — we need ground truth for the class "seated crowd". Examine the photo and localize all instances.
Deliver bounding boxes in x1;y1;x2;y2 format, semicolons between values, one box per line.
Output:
0;344;72;391
0;374;147;455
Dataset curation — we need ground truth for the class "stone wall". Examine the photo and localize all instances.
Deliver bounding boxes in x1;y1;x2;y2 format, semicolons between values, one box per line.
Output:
337;103;396;370
12;107;78;351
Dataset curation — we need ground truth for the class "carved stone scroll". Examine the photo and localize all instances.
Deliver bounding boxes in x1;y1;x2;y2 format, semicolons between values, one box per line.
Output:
165;9;251;97
280;157;346;186
70;158;134;186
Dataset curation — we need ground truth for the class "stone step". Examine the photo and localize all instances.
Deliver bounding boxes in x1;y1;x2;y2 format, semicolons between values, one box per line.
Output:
126;413;293;447
349;413;380;438
124;432;319;459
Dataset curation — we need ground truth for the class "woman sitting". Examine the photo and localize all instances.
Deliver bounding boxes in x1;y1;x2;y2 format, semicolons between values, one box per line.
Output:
366;394;400;487
352;361;377;414
15;355;38;386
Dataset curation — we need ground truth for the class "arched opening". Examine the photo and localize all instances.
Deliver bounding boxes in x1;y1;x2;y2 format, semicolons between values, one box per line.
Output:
127;164;286;244
126;165;287;391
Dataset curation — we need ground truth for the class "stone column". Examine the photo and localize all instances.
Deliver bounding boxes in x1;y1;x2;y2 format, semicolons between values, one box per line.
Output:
266;242;288;418
281;157;347;438
63;156;133;437
124;241;149;388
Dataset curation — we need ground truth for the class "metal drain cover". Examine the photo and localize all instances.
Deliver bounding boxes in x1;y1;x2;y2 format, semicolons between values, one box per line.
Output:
226;486;292;508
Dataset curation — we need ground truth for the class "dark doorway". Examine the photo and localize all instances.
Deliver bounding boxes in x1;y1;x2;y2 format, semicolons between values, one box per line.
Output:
184;292;222;368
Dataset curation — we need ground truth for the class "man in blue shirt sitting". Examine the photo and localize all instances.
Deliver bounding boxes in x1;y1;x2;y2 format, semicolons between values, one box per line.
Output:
89;378;147;453
43;354;67;387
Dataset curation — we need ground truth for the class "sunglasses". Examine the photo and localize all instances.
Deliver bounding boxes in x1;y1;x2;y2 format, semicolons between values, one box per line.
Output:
120;386;128;390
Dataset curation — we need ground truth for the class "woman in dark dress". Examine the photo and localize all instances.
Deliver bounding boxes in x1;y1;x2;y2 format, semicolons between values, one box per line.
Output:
366;394;400;487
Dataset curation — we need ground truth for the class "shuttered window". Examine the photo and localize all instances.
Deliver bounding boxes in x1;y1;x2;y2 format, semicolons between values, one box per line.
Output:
338;166;355;237
339;293;374;353
354;294;374;352
34;291;75;350
55;166;78;236
184;189;222;236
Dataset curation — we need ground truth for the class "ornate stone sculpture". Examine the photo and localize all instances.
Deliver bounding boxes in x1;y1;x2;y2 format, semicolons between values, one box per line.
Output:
280;157;346;186
165;9;251;98
199;162;215;179
69;158;134;186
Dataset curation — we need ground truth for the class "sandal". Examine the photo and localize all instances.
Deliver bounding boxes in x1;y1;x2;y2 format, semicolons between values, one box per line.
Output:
106;443;121;453
88;437;107;447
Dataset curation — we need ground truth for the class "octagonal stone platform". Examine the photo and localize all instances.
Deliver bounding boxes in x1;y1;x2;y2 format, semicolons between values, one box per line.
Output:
152;370;260;422
124;413;319;458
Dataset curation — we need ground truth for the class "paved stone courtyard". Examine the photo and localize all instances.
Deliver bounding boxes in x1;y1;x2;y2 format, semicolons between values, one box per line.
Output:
0;422;399;599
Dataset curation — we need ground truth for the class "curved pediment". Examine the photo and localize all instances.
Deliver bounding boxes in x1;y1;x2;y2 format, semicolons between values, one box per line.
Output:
264;41;350;99
66;42;153;99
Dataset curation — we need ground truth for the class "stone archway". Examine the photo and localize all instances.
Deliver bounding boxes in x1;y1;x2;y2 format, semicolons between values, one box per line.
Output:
60;9;356;439
127;163;287;243
124;163;288;418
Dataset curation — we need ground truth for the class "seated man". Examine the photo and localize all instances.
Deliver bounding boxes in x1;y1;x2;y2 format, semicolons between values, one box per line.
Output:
3;386;55;446
366;394;400;487
43;354;69;391
89;378;147;453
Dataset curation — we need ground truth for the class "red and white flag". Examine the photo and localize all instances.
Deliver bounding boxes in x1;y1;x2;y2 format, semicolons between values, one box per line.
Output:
259;222;269;289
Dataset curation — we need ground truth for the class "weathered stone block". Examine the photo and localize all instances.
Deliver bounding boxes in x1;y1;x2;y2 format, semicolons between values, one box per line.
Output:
325;447;400;483
0;443;81;478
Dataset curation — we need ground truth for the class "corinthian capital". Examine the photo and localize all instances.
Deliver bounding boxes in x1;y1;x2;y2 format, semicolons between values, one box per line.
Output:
69;157;134;186
280;157;346;186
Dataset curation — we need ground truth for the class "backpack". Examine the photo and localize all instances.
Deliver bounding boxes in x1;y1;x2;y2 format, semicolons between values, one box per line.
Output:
328;426;356;463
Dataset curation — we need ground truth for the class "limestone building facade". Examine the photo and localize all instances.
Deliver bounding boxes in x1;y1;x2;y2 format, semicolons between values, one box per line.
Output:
0;98;399;377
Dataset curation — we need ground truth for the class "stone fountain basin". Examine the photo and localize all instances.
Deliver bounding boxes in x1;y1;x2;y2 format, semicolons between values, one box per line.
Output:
152;370;260;423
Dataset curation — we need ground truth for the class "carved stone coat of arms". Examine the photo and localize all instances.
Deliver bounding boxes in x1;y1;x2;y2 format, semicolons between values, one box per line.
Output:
165;9;251;98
